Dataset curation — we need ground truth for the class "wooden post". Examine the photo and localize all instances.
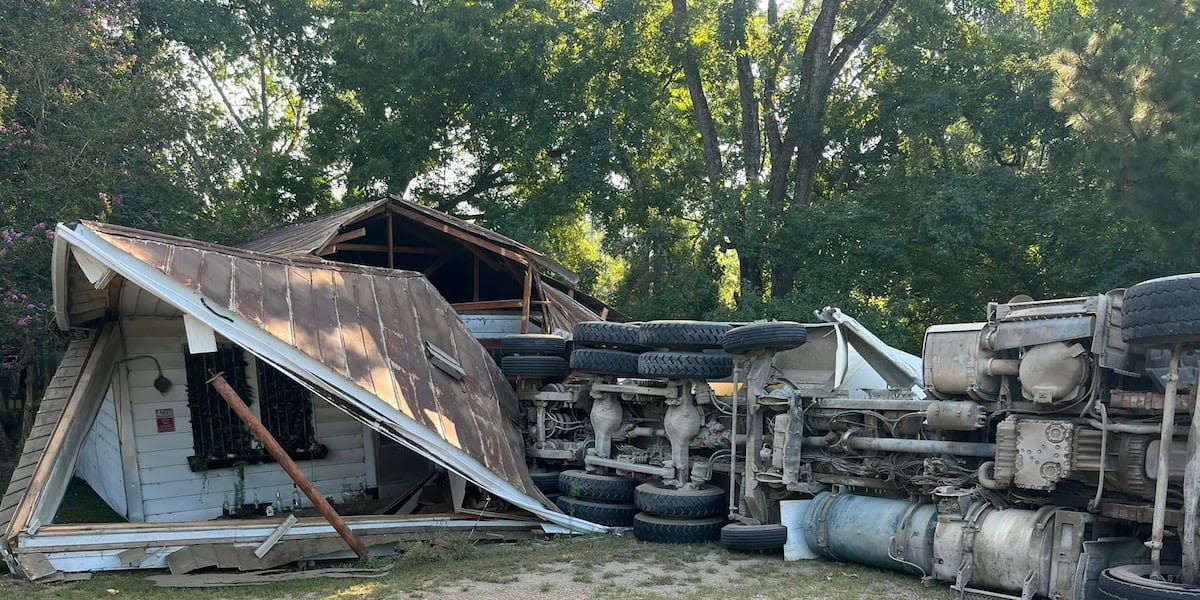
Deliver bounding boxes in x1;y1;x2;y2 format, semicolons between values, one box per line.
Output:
473;255;480;302
207;374;372;561
520;267;533;334
386;206;395;270
534;273;551;332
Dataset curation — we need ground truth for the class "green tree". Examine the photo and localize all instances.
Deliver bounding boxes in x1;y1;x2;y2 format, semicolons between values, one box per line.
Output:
0;0;244;366
141;0;337;226
1050;0;1200;275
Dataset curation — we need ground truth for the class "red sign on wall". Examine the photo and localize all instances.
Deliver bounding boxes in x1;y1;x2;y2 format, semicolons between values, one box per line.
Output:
156;408;175;433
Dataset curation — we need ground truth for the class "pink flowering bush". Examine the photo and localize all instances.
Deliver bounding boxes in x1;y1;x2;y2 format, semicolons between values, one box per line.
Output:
0;224;59;370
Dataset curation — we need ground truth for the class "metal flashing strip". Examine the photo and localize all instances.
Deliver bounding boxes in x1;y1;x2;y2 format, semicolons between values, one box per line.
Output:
20;515;541;553
53;224;607;535
23;516;551;572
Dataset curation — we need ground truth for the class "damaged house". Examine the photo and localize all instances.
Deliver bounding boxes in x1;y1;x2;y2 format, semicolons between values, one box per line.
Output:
0;200;614;581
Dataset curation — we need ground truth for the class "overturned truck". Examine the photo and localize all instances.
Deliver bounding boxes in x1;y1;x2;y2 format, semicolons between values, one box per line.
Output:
506;276;1200;599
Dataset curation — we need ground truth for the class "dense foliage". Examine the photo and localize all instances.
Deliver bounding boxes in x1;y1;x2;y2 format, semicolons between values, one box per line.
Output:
2;0;1198;360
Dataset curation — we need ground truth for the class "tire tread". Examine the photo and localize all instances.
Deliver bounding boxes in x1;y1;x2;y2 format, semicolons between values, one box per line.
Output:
634;483;725;518
554;496;637;527
557;470;638;502
569;348;640;376
722;322;808;355
638;351;733;380
632;513;724;544
1123;274;1200;345
639;321;732;350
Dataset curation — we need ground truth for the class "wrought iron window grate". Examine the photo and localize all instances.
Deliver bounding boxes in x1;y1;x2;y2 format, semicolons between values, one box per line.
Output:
256;358;317;455
184;346;324;472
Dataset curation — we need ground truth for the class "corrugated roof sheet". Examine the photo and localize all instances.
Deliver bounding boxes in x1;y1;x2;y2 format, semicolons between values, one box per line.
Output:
239;200;388;256
83;221;543;502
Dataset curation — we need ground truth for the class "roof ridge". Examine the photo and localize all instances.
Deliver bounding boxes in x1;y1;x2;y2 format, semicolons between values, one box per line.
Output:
80;220;425;280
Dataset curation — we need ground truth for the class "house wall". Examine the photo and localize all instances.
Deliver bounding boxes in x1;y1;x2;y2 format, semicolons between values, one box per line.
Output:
459;314;541;341
73;383;127;518
119;317;374;523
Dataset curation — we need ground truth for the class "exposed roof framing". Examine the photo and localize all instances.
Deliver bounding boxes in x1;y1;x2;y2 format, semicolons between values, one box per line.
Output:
239;196;623;324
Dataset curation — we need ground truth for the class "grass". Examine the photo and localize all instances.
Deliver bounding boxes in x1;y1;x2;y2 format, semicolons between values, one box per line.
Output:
0;534;958;600
52;477;127;524
0;469;949;599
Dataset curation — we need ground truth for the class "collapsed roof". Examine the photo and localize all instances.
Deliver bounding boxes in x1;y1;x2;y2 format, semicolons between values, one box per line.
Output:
1;219;606;578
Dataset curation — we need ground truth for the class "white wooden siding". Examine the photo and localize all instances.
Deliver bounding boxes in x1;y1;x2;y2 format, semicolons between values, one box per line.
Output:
459;315;540;338
73;384;127;518
118;317;371;523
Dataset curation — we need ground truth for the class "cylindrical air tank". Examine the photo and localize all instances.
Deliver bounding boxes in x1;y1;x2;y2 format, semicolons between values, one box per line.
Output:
801;491;937;576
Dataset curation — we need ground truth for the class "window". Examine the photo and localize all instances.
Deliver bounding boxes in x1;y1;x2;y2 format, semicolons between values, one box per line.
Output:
256;358;317;455
184;346;325;472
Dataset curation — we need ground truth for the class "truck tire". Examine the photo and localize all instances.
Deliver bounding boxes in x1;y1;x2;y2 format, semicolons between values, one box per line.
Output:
720;523;787;551
634;482;725;518
638;351;733;380
558;470;638;502
569;348;640;377
1097;565;1200;600
530;470;562;495
1122;273;1200;346
573;321;645;351
722;322;807;355
639;321;732;350
501;334;566;356
632;513;724;544
554;496;637;527
500;355;567;379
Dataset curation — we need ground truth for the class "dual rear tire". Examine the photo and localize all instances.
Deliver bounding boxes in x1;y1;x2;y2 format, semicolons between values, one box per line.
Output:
631;482;726;544
500;334;568;380
554;470;637;527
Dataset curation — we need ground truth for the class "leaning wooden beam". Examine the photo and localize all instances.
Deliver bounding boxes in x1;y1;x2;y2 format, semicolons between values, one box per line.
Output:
520;267;533;334
324;227;367;249
206;373;371;562
254;513;298;559
422;254;452;276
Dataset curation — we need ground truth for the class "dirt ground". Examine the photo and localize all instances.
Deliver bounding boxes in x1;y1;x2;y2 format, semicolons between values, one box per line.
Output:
0;534;956;600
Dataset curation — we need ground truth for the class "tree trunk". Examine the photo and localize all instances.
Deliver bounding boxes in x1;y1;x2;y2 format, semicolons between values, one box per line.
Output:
762;0;783;170
671;0;723;182
764;0;896;299
769;254;797;299
762;0;839;298
733;0;760;181
737;248;764;303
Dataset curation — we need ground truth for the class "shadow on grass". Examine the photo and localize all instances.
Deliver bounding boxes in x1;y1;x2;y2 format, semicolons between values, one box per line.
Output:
53;476;126;524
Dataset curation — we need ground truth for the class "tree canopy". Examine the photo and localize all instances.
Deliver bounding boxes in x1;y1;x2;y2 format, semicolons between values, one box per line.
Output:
3;0;1199;361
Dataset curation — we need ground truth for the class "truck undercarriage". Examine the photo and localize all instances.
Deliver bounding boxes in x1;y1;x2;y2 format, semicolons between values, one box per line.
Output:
501;274;1200;599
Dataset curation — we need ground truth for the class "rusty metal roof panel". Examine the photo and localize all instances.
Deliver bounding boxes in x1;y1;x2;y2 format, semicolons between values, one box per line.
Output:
239;200;388;255
77;221;548;504
541;283;604;333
